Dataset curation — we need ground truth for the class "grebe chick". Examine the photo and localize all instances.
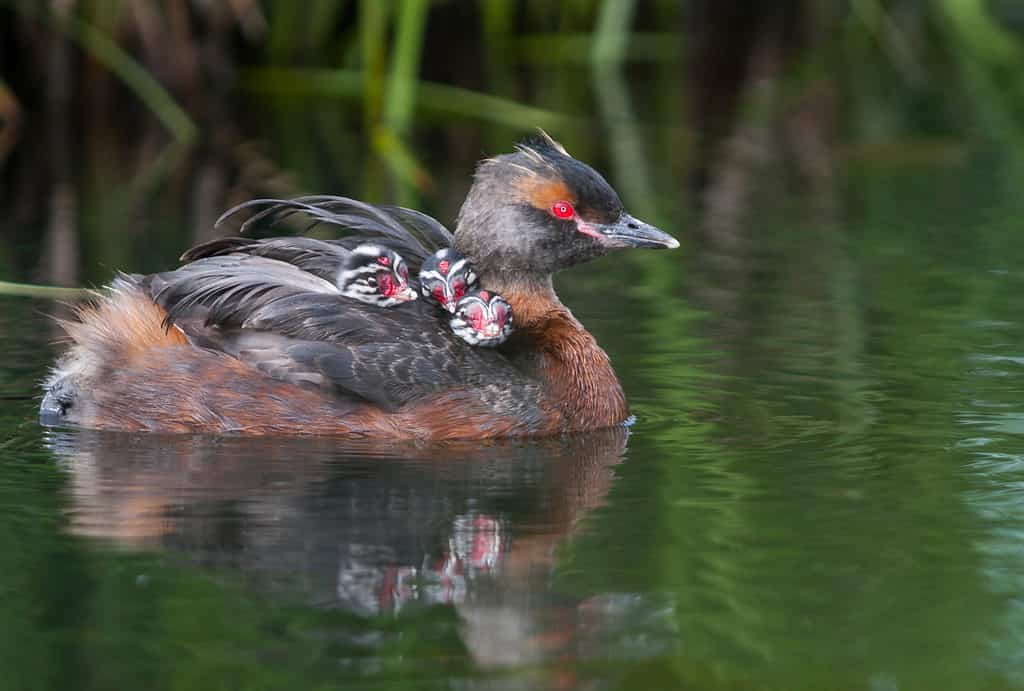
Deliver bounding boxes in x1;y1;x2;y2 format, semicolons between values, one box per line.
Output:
178;237;417;308
449;290;513;347
336;244;416;306
419;247;478;313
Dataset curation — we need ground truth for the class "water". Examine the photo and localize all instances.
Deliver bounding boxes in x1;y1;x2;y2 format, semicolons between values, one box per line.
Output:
4;113;1024;689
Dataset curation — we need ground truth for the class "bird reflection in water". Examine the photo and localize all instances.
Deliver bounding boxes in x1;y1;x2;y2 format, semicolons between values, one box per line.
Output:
45;426;673;679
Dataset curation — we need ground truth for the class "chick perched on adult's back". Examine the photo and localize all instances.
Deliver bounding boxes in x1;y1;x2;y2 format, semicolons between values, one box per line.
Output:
418;247;512;346
177;236;417;308
419;248;478;313
449;290;513;347
335;244;416;306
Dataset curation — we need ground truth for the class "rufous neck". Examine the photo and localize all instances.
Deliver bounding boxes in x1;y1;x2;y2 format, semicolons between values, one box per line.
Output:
491;274;628;431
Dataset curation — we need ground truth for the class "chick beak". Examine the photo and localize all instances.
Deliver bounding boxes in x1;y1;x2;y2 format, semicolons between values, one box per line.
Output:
395;284;418;302
443;294;458;313
587;213;679;249
482;323;500;338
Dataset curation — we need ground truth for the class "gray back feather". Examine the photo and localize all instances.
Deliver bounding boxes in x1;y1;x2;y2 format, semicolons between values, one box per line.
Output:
150;255;341;328
153;212;546;421
180;236;352;282
215;195;453;269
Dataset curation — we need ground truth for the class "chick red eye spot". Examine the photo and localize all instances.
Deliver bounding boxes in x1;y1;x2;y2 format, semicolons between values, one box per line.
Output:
438;260;450;275
551;201;574;219
377;256;390;266
478;290;489;301
469;309;485;332
378;272;395;296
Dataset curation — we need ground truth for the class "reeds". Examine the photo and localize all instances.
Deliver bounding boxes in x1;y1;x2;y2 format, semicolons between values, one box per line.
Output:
5;1;198;143
0;281;86;298
4;1;1024;153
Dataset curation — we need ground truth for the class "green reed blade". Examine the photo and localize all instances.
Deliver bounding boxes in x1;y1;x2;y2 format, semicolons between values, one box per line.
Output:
384;0;429;136
2;1;197;143
591;0;635;64
0;281;87;299
242;68;577;131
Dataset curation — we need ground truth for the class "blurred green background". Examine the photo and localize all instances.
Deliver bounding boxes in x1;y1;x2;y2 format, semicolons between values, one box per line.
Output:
2;0;1024;286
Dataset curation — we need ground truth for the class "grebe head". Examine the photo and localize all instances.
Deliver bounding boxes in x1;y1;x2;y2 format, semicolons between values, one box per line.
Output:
337;244;416;306
454;132;678;281
450;290;513;347
419;248;479;313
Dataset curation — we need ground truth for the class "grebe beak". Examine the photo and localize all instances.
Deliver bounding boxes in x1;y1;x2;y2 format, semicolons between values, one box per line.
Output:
594;213;679;250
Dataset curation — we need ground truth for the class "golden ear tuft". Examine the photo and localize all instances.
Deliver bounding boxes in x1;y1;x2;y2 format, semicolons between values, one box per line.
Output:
514;176;574;210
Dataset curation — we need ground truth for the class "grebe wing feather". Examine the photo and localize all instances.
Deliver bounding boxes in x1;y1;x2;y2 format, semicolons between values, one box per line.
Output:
201;331;522;412
150;270;539;413
148;255;340;328
175;306;537;413
215;196;451;268
180;236;351;282
378;205;454;249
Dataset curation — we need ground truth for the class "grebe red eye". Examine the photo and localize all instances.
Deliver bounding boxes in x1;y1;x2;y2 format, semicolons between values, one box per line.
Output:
452;280;466;301
551;201;574;219
378;272;395;297
432;285;446;304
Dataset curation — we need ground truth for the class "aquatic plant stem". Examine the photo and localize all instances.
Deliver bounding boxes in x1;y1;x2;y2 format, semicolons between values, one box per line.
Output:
0;281;86;299
384;0;429;137
360;0;390;128
2;2;197;143
242;68;577;131
592;0;636;64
